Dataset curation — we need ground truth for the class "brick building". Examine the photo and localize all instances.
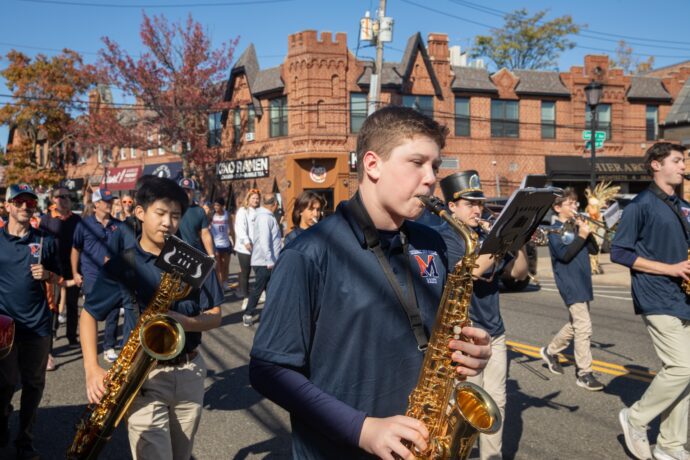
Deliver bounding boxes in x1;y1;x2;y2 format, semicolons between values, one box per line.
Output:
220;29;690;220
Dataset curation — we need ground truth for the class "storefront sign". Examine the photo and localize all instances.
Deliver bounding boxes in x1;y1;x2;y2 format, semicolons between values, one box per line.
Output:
546;156;648;182
143;161;183;180
309;165;327;184
103;166;142;191
217;156;269;180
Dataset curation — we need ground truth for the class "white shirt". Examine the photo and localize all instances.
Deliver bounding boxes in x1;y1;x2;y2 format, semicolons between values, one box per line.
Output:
250;207;282;267
210;211;231;249
234;207;256;255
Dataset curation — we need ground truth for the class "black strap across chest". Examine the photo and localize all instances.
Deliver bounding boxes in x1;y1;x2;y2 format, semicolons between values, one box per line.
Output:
648;183;690;244
346;193;428;351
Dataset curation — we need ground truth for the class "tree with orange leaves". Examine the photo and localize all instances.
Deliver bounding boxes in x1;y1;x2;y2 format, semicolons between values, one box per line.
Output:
0;49;96;186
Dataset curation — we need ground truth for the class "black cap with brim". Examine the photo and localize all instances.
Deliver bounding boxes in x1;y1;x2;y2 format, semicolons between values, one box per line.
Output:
6;184;38;201
440;171;486;203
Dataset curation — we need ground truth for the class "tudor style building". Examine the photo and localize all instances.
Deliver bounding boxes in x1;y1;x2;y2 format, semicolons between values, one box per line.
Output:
220;30;690;220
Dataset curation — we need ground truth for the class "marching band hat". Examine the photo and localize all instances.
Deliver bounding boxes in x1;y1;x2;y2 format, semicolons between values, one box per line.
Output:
6;183;38;201
440;170;486;203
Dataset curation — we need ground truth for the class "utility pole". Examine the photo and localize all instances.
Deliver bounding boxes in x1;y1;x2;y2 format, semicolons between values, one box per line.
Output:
365;0;390;116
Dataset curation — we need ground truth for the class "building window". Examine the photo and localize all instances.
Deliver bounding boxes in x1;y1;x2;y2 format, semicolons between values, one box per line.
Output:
208;111;222;147
646;105;659;141
147;133;154;157
585;103;611;140
402;95;434;118
232;109;241;145
491;100;519;138
455;97;470;137
119;147;127;160
350;93;367;133
270;96;288;138
158;134;164;155
247;105;255;135
97;146;103;163
130;147;136;159
541;101;556;139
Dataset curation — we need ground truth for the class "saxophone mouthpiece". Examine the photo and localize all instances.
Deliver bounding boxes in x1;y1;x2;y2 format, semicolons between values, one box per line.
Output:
417;195;446;216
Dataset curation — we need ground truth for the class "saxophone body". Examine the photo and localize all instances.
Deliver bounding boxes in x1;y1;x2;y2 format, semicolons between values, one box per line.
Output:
67;271;190;460
406;196;501;460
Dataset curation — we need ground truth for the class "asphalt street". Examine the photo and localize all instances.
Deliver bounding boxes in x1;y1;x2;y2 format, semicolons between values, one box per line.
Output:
0;260;683;459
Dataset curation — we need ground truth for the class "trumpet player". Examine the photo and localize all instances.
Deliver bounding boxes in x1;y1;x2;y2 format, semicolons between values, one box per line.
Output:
439;171;529;460
611;142;690;460
539;188;604;391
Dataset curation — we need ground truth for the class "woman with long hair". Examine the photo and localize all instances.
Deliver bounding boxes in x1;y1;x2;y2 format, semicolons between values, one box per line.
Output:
234;189;261;309
210;198;233;288
283;191;325;245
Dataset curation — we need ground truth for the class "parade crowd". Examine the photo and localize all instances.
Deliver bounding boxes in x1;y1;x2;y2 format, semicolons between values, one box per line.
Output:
0;106;688;460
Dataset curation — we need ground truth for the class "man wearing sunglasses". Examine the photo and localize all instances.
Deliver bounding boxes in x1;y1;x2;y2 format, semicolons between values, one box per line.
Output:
0;184;60;459
39;187;82;347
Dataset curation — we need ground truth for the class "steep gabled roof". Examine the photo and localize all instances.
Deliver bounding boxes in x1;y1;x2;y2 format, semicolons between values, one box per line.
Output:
664;78;690;126
399;33;443;97
225;44;264;116
252;66;284;96
513;70;570;97
451;66;497;93
626;76;672;101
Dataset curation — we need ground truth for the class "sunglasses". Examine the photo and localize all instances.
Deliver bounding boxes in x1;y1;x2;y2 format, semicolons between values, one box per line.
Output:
121;200;133;205
11;197;37;209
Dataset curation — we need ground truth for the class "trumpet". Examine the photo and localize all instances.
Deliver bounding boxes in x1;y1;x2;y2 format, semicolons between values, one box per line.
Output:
531;222;577;246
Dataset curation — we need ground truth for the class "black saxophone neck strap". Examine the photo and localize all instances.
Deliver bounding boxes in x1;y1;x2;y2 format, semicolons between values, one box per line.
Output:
648;183;690;244
346;193;428;351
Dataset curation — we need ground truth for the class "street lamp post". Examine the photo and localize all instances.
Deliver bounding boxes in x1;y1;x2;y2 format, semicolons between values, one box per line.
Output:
585;81;603;192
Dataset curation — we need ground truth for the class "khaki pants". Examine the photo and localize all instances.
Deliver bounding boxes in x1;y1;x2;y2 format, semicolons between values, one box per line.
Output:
546;302;593;376
629;315;690;451
467;334;507;460
127;353;207;460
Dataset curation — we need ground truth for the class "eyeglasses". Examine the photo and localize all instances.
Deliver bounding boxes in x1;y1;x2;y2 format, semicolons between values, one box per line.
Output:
11;197;37;209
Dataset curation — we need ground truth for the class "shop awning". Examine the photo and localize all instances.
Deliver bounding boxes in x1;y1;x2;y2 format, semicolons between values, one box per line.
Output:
142;161;183;180
545;156;648;182
103;166;142;191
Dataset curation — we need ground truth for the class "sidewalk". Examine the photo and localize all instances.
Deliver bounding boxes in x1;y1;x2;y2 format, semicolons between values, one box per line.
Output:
535;249;631;287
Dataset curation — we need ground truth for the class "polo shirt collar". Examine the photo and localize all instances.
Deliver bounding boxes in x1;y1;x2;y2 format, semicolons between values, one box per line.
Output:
134;239;158;264
0;226;36;243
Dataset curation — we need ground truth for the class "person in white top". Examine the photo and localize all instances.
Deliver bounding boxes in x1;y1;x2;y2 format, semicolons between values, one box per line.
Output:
210;197;233;288
243;193;282;326
234;189;261;306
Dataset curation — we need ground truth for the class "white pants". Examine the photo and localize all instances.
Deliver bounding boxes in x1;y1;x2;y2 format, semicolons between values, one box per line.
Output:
629;315;690;451
467;334;507;460
127;353;207;460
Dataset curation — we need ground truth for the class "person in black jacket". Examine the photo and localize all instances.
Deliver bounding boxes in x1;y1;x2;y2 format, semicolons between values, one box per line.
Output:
539;187;604;391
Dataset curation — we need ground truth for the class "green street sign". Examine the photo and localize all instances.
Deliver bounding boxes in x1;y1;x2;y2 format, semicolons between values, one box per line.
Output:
585;140;605;149
582;130;607;141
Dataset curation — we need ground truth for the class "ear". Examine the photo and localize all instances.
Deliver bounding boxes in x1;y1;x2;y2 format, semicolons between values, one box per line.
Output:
448;201;457;212
650;159;662;172
362;150;382;181
134;205;145;223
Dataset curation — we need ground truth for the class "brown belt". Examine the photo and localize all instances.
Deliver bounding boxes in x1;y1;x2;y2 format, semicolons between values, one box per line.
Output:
161;350;198;367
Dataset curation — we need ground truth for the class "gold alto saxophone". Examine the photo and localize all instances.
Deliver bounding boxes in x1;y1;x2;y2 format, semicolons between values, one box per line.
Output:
405;195;501;460
67;271;190;459
682;249;690;295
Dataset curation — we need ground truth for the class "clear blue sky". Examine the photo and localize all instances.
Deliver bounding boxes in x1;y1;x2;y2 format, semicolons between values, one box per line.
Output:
2;0;690;148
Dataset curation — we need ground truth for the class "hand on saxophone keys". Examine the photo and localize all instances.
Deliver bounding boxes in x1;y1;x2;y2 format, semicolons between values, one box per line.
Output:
359;415;429;460
449;326;492;377
85;364;107;405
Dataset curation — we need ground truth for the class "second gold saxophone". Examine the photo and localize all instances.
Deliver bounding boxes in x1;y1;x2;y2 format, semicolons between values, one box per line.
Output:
406;195;501;460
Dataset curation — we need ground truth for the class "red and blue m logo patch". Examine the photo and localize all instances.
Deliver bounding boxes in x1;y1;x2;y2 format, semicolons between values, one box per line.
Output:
414;253;439;284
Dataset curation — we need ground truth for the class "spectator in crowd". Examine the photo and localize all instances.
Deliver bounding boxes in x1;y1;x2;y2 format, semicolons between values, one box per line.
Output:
111;198;124;221
0;201;8;228
0;184;60;459
177;178;214;257
71;188;123;363
283;191;325;246
210;198;234;289
243;193;282;327
234;189;260;310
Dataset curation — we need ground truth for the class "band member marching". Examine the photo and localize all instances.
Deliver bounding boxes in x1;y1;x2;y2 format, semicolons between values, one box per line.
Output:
539;188;605;391
438;171;529;460
611;142;690;460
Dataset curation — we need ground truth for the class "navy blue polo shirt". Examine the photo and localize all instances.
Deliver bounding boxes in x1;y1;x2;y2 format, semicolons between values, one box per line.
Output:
39;212;81;278
611;189;690;319
178;204;209;252
73;215;122;293
442;228;510;338
85;242;224;353
0;228;59;338
107;221;138;256
251;200;448;459
548;221;593;306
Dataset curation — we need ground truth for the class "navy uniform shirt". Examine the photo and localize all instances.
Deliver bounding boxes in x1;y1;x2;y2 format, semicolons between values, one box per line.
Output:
0;228;59;338
107;221;138;256
72;215;122;293
85;242;224;353
39;212;81;278
611;189;690;319
548;221;594;305
251;200;448;459
282;227;304;247
178;204;209;252
442;228;510;338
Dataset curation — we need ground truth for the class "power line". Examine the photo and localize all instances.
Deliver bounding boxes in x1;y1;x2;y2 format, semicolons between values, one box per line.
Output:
17;0;295;8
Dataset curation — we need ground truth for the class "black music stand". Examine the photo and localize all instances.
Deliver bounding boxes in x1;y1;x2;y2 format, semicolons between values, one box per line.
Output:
479;188;559;257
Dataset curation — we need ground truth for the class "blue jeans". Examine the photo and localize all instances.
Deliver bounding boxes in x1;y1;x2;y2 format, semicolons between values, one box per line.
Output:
245;266;271;317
